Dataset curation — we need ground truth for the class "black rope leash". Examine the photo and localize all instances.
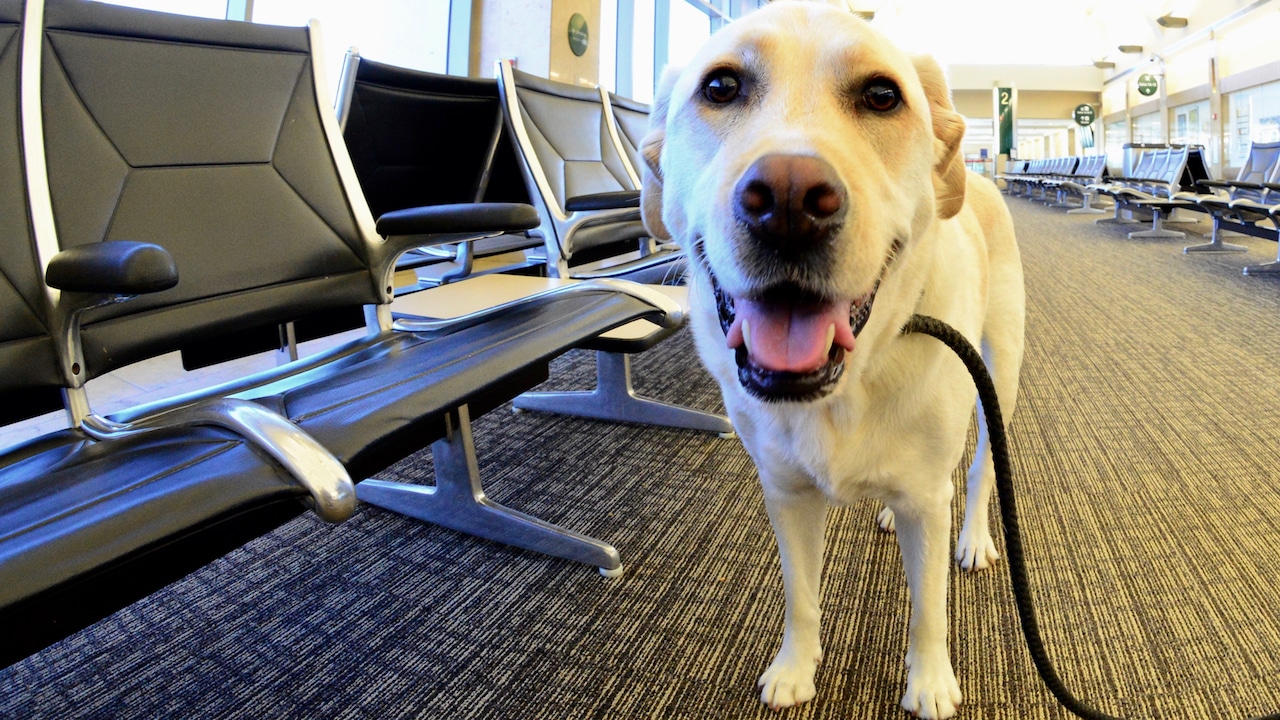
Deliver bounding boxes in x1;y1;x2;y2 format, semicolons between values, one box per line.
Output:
902;314;1280;720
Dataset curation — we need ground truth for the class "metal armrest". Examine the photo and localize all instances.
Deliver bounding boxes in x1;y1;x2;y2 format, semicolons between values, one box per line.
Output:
393;278;685;334
82;398;356;523
46;242;180;408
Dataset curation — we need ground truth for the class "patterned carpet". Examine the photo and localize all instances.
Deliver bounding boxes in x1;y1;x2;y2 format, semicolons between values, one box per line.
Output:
5;193;1280;719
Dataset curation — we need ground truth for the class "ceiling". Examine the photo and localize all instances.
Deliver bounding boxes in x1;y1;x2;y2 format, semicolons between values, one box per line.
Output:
842;0;1273;69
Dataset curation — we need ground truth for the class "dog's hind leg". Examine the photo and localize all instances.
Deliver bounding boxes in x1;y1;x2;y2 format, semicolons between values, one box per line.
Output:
956;272;1025;572
758;484;827;710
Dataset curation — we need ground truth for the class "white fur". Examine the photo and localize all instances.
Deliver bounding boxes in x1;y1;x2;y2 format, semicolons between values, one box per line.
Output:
640;2;1026;718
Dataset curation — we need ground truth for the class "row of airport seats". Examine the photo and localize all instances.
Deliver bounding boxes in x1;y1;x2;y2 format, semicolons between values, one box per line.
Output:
1004;141;1280;277
999;154;1111;213
0;0;725;667
334;47;729;444
1174;140;1280;276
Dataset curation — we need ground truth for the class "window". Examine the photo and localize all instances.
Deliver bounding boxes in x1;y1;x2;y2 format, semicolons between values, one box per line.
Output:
1130;112;1163;144
1104;119;1126;175
1169;99;1213;164
1226;80;1280;169
252;0;451;103
667;0;712;69
95;0;226;19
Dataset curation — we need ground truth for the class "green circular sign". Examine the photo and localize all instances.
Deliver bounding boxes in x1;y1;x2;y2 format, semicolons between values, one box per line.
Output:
1073;103;1096;127
568;13;589;57
1137;73;1159;96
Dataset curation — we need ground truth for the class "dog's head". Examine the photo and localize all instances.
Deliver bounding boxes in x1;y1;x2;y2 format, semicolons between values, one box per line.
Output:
641;0;966;403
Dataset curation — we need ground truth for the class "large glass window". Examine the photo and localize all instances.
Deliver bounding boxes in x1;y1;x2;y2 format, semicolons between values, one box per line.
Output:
95;0;226;19
252;0;451;103
1169;99;1213;163
1104;119;1126;174
667;0;712;69
1226;80;1280;169
1130;112;1163;144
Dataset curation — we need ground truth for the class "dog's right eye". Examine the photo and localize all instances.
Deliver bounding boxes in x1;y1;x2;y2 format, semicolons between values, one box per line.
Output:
861;79;901;112
702;71;742;104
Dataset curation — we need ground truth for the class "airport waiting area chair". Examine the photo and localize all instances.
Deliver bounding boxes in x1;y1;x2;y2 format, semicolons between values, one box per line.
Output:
496;59;681;285
334;49;543;288
604;89;651;191
0;0;687;666
326;53;727;436
1182;140;1280;260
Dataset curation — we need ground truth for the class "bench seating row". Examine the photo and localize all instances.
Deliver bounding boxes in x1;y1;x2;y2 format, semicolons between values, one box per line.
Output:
0;0;688;666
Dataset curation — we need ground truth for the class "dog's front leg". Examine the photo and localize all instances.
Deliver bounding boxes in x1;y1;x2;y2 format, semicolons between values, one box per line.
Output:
757;483;827;710
893;492;962;719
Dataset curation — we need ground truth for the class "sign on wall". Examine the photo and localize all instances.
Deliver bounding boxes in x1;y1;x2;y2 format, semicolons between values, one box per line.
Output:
1073;103;1096;127
1137;73;1159;96
568;12;589;57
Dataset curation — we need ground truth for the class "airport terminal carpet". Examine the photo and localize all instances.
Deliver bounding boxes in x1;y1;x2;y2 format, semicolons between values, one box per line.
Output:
5;197;1280;719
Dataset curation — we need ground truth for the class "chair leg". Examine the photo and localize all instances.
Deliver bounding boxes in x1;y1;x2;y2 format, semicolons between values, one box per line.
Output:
513;350;735;437
1094;202;1139;225
1185;217;1247;254
1244;237;1280;275
357;406;624;576
1128;210;1185;239
1066;191;1106;214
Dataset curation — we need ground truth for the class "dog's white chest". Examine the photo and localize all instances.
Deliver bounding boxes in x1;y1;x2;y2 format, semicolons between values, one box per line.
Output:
738;397;910;503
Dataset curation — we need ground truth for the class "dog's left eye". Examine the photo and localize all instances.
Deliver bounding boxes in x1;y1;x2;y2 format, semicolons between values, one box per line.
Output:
861;80;901;112
702;70;742;104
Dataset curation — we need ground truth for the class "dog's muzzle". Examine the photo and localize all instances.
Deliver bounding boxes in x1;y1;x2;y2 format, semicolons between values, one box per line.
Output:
711;272;880;403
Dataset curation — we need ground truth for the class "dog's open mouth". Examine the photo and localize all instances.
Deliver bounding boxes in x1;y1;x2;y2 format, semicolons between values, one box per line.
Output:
711;272;880;403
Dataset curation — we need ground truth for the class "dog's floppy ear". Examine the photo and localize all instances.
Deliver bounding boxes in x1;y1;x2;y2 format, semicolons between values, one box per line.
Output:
639;65;681;241
912;55;967;219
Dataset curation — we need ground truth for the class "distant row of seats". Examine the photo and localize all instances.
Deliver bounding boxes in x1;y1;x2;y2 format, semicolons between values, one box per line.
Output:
0;0;705;667
1000;155;1110;213
1004;141;1280;278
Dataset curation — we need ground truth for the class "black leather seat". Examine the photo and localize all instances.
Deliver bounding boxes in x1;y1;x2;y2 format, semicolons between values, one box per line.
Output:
0;0;683;667
497;60;682;282
336;50;542;287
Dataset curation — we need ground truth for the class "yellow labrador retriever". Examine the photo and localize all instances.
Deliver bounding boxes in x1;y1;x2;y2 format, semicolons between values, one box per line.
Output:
640;1;1025;717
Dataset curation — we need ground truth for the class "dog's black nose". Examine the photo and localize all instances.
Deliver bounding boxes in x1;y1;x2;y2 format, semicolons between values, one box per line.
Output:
734;154;846;251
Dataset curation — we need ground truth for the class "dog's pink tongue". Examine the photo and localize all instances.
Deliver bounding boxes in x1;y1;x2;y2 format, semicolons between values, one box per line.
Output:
726;299;856;373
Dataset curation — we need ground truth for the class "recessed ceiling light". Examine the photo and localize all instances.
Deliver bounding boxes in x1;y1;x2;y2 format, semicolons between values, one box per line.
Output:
1157;14;1189;29
1118;45;1144;54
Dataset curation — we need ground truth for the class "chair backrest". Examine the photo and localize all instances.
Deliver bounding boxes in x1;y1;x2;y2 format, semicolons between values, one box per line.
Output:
605;90;650;186
1181;147;1210;190
336;51;529;221
1238;141;1280;184
0;0;63;423
33;0;384;382
1128;150;1156;180
499;62;636;213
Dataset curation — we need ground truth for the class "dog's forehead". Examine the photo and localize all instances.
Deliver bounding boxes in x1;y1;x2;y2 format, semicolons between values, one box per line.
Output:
676;3;919;98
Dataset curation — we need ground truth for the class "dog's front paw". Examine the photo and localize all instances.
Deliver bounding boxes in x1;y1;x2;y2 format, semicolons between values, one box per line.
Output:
955;525;999;572
900;655;962;719
758;646;821;710
877;506;896;533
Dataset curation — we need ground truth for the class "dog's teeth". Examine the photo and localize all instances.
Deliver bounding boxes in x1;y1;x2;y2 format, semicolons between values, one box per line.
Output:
825;323;835;352
743;320;753;354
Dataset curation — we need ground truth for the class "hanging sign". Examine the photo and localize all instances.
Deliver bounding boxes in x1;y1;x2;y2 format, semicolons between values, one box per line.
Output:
568;13;589;57
1137;73;1159;96
1073;104;1096;127
995;87;1014;155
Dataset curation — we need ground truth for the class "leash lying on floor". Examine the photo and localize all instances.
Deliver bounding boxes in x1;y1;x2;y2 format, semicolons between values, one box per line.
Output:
902;314;1280;720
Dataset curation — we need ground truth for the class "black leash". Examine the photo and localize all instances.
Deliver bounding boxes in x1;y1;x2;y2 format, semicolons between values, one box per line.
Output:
902;314;1279;720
